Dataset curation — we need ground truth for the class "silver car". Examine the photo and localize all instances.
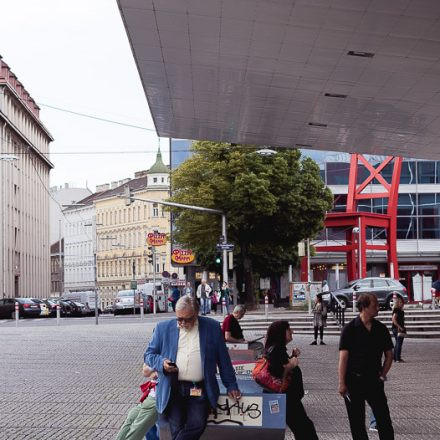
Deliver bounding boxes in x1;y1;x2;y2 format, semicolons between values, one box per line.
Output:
323;277;408;310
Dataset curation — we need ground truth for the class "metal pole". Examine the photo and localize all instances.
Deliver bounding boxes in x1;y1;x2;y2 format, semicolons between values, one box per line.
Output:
94;252;99;325
56;304;60;325
264;294;269;319
335;263;340;289
153;248;157;315
307;238;312;314
15;301;19;327
358;216;362;279
59;219;63;296
288;265;292;283
221;215;228;287
132;260;136;316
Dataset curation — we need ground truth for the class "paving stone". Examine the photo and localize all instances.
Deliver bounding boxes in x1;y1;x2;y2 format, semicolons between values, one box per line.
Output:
1;320;439;439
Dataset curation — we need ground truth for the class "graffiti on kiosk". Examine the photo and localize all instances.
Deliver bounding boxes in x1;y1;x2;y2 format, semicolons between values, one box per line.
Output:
208;395;263;426
232;361;256;375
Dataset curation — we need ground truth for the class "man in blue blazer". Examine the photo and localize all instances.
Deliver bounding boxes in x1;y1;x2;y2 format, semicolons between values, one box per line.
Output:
145;295;241;440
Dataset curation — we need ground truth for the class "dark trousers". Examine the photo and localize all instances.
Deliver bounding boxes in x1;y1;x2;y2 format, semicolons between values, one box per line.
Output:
165;381;209;440
286;393;319;440
392;329;404;361
345;374;394;440
313;326;324;341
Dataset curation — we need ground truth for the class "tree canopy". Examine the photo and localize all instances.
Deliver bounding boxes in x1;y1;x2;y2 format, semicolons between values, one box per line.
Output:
169;141;333;304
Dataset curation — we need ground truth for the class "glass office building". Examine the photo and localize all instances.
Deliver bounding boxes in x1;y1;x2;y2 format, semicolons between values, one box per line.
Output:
305;150;440;301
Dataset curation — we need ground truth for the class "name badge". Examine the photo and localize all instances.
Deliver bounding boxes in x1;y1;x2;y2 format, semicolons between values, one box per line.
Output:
190;387;202;397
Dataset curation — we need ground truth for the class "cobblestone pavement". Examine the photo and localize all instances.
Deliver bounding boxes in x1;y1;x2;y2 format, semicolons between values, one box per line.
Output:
1;319;439;439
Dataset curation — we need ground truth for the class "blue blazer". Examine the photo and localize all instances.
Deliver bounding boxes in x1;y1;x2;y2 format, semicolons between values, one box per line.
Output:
144;316;238;413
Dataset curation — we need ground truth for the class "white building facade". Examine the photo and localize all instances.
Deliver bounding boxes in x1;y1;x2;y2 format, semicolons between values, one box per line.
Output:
0;57;53;298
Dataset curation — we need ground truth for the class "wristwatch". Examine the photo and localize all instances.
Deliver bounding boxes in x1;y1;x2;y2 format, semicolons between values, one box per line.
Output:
379;375;386;382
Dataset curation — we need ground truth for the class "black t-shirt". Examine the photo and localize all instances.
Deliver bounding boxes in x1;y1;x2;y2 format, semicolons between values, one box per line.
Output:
339;317;393;378
392;308;405;329
265;345;304;399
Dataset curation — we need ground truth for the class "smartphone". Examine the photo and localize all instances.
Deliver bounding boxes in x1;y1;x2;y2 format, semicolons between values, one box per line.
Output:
344;393;351;403
168;362;177;367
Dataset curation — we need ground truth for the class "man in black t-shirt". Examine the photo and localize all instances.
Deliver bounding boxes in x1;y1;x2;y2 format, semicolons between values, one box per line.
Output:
338;293;394;439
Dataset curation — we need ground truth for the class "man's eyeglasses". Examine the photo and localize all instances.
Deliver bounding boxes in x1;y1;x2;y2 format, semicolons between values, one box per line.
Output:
176;316;195;324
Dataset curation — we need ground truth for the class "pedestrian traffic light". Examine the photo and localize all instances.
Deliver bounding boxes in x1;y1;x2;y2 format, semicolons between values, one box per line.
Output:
215;254;221;265
148;246;154;264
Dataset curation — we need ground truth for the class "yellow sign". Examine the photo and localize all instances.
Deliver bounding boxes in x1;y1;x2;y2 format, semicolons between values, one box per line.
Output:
147;232;167;246
171;249;195;264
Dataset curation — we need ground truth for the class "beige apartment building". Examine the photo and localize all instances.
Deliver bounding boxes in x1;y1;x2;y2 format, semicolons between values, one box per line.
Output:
0;57;53;299
95;150;171;306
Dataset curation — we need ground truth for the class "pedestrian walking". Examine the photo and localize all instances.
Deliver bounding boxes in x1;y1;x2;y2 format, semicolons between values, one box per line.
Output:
220;281;231;314
196;279;212;315
115;364;159;440
338;293;394;439
169;286;180;312
211;289;220;313
263;320;319;440
144;295;241;440
182;282;193;298
310;294;327;345
391;296;406;362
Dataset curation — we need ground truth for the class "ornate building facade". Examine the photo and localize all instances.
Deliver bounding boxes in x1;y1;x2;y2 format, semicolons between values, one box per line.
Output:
95;150;172;307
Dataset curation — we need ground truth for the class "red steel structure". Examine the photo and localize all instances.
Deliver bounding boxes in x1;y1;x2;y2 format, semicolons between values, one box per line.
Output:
314;154;402;281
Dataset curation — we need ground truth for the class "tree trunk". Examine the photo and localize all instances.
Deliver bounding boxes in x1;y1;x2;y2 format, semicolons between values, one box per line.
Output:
241;243;255;308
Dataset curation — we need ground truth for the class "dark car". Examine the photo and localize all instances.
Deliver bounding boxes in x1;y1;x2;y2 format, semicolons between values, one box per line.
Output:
61;299;85;317
46;298;73;317
323;277;408;310
0;298;41;319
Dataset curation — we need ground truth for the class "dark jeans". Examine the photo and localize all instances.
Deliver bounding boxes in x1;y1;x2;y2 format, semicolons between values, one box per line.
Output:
286;394;319;440
165;381;209;440
313;326;324;341
392;329;404;361
345;373;394;440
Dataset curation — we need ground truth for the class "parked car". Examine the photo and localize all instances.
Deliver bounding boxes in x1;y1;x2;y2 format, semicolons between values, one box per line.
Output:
323;277;408;310
61;299;85;317
46;298;72;317
0;298;41;319
30;298;50;317
113;290;145;315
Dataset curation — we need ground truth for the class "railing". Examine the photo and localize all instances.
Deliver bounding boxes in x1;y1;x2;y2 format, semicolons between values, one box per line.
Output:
329;292;346;328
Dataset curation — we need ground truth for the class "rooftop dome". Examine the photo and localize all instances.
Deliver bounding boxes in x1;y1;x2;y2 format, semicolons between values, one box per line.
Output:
148;148;169;174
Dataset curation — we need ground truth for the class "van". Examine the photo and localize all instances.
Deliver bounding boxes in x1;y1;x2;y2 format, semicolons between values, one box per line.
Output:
138;283;167;313
63;291;101;314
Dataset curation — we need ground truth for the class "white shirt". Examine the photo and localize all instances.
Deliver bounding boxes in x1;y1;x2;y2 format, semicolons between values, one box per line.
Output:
176;321;204;382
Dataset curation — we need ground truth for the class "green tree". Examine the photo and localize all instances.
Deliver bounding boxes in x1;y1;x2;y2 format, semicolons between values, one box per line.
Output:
169;141;333;305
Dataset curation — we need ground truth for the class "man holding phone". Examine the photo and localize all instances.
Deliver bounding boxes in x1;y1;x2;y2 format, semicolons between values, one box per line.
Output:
145;295;240;440
338;293;394;439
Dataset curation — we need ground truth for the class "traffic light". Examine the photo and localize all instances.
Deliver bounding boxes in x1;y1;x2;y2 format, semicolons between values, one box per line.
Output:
148;246;154;264
215;254;221;265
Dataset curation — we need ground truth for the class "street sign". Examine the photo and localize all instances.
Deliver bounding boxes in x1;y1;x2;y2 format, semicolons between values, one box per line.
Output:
130;281;137;290
216;243;235;251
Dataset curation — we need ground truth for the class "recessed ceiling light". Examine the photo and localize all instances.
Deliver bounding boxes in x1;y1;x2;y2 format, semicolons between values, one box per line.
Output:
347;50;375;58
308;122;327;128
324;93;348;99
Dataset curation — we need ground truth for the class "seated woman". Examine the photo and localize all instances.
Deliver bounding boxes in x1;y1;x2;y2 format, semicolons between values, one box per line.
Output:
264;320;319;440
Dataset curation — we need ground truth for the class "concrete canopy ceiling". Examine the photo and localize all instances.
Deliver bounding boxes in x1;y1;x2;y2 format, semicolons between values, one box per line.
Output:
118;0;440;160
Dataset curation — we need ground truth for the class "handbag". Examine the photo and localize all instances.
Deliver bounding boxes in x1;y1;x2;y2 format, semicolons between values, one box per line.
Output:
398;328;407;338
252;356;291;393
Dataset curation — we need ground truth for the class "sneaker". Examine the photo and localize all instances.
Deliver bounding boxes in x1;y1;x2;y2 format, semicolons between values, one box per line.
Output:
320;341;326;345
369;426;378;432
310;341;317;345
397;359;405;363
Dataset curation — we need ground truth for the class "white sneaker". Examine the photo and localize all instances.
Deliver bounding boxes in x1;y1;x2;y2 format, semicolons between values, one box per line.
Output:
369;426;378;432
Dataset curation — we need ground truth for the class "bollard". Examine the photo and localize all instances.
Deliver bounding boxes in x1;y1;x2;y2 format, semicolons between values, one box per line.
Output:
140;299;144;320
56;304;60;326
392;291;397;310
15;302;19;327
222;297;226;317
264;295;269;319
352;291;357;313
431;288;436;310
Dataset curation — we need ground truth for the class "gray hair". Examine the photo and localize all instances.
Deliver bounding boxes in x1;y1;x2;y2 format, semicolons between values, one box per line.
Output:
176;295;199;314
233;305;246;314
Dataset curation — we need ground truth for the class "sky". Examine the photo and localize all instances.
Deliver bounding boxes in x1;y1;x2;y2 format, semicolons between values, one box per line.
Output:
1;0;168;192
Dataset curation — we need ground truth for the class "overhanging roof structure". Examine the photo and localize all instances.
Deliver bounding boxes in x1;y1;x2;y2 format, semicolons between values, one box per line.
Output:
118;0;440;159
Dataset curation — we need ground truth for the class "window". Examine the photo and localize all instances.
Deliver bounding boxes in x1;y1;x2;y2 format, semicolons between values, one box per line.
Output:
331;194;347;212
418;194;440;216
397;194;416;216
161;177;164;183
417;161;436;184
153;177;157;183
153;204;159;217
419;216;440;239
399;161;416;184
356;279;372;289
326;163;349;185
396;217;417;239
372;198;387;214
373;279;388;288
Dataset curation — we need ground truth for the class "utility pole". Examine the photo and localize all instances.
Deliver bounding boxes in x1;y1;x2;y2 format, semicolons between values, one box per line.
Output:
153;247;157;315
132;260;136;316
58;219;63;296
